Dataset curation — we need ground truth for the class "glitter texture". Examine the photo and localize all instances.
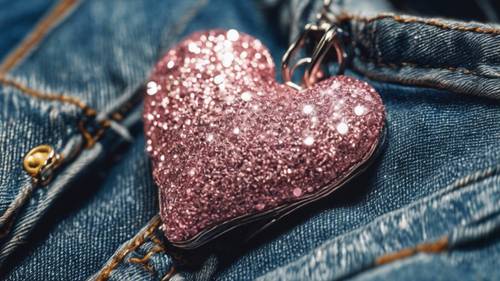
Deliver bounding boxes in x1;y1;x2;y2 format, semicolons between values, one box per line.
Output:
144;30;385;245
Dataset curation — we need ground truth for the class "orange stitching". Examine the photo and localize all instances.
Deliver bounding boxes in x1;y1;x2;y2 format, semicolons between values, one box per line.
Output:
95;216;162;281
0;0;111;149
129;245;165;273
0;74;121;147
128;232;167;272
0;0;113;148
151;236;166;250
0;74;95;116
77;119;111;148
0;0;80;73
370;14;500;35
333;13;500;80
337;13;500;35
375;237;448;265
357;58;500;80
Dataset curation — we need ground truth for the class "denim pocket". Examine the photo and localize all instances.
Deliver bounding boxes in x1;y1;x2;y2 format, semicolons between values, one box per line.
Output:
273;0;500;99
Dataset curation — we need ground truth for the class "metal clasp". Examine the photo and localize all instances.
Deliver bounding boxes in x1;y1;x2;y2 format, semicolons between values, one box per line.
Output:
281;23;346;91
281;0;347;91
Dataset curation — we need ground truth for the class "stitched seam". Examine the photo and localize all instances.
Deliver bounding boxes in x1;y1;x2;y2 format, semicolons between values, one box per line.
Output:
337;13;500;80
0;182;35;239
0;0;110;147
369;14;500;35
0;74;128;148
0;74;95;115
452;165;500;189
95;217;162;281
375;237;449;265
338;13;500;36
355;57;500;80
128;232;166;273
128;246;164;273
0;0;80;73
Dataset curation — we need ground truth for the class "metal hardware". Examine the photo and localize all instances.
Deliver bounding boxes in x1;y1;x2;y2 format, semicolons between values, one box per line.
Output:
304;25;346;87
281;0;346;90
23;144;62;185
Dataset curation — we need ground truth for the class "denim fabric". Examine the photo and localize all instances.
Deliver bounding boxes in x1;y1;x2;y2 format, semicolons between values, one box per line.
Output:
0;0;55;61
0;0;499;281
0;0;208;267
259;168;500;281
344;15;500;99
4;133;159;280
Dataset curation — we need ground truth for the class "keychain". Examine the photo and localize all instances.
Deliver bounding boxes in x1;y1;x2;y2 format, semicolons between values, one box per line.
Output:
144;1;386;249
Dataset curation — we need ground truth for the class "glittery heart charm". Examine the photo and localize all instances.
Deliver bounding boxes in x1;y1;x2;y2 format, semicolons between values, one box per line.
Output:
144;30;385;248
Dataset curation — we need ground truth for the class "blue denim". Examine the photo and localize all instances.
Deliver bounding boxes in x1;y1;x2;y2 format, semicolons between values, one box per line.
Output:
0;0;55;61
0;0;499;280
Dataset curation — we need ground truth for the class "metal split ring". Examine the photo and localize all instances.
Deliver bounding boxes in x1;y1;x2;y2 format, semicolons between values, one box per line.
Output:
281;23;346;91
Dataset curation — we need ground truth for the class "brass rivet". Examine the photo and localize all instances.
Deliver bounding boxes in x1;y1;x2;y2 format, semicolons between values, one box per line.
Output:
23;144;61;184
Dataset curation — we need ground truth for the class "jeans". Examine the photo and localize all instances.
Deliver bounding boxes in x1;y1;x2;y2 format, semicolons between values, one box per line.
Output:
0;0;499;280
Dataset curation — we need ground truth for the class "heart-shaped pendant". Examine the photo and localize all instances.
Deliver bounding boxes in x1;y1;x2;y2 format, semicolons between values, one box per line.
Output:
144;30;385;248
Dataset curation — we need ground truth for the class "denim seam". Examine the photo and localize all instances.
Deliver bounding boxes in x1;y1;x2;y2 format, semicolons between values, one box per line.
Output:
0;137;95;265
0;74;140;151
367;14;500;36
0;74;108;154
128;234;167;274
95;216;162;281
355;57;500;80
0;0;81;73
338;13;500;36
0;180;35;239
346;14;500;80
0;74;94;115
0;0;112;149
0;0;210;148
363;166;499;271
0;78;134;244
374;236;449;266
343;237;450;280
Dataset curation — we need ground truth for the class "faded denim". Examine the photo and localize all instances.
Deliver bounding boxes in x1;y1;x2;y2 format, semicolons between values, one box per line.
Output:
0;0;499;280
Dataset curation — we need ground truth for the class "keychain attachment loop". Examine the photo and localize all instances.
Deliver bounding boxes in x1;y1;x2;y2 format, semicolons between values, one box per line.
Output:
281;23;346;91
281;25;312;91
281;0;346;91
303;24;346;88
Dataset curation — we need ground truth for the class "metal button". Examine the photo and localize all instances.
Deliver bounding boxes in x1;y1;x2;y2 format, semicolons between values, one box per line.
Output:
23;144;61;185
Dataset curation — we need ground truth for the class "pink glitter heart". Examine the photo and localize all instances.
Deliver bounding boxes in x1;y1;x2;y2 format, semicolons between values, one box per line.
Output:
144;30;385;247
